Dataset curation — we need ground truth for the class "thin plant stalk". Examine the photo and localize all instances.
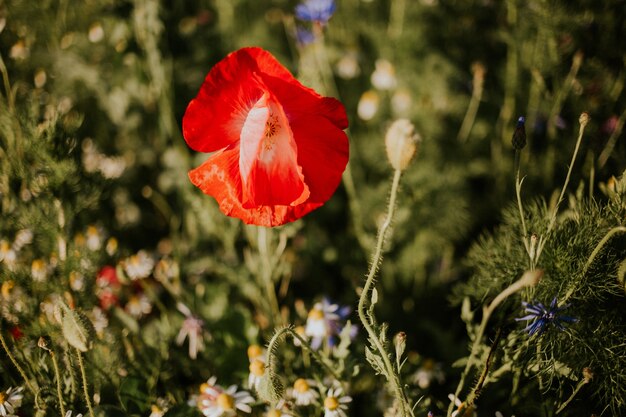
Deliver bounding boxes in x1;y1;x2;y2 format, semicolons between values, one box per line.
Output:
51;350;67;417
514;149;530;262
448;271;540;417
357;169;414;417
258;226;282;326
457;63;485;143
76;349;95;417
560;226;626;304
597;107;626;168
266;326;341;383
535;115;588;263
556;378;589;414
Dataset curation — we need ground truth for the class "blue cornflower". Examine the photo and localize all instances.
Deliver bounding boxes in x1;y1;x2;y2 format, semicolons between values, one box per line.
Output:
516;297;578;335
295;27;316;46
295;0;336;25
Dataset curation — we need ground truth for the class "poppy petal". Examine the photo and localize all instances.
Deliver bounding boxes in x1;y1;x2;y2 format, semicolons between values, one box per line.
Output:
239;92;309;207
290;115;349;203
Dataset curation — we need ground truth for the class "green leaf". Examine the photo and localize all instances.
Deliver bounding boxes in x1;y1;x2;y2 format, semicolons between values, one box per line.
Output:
365;346;385;375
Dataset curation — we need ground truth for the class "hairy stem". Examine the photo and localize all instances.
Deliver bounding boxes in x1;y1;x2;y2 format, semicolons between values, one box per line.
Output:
267;326;341;382
358;169;413;417
76;349;95;417
51;350;67;417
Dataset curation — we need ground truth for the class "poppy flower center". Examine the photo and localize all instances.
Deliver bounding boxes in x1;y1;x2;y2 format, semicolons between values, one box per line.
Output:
263;113;280;150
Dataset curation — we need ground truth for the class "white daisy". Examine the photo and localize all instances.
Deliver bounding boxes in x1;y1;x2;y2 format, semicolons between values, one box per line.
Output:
0;386;23;416
149;398;170;417
125;293;152;318
323;386;351;417
370;59;397;91
0;240;17;269
89;306;109;336
123;250;155;280
31;259;49;282
288;378;319;406
248;359;265;391
198;384;254;417
65;411;83;417
246;344;266;362
265;399;293;417
85;225;102;251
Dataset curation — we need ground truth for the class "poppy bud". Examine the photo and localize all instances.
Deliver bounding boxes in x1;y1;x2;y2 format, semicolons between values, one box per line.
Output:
394;331;406;363
579;112;590;128
385;119;421;171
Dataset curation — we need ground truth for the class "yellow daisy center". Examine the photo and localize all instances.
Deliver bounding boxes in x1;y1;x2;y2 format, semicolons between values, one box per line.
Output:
308;308;324;320
294;378;310;393
199;383;210;394
267;410;282;417
247;344;263;359
249;359;265;376
1;280;15;298
0;392;6;403
324;396;339;410
216;393;235;410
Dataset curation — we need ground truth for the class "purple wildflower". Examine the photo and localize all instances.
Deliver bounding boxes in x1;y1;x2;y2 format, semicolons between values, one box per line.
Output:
295;0;336;25
515;297;578;335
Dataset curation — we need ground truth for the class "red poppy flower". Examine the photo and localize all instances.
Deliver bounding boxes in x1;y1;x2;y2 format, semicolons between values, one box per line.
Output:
183;47;349;227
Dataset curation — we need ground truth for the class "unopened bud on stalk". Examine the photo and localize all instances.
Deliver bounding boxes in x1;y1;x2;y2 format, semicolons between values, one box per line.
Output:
394;331;407;362
385;119;421;171
38;336;50;351
583;367;594;383
579;112;590;128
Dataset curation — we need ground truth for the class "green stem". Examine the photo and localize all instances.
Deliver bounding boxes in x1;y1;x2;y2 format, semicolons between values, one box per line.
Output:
448;272;538;417
457;64;485;143
0;53;14;112
561;226;626;304
536;116;588;263
51;351;67;417
555;378;588;414
258;227;281;326
597;107;626;168
514;150;530;261
76;349;95;417
267;326;341;383
357;169;413;417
